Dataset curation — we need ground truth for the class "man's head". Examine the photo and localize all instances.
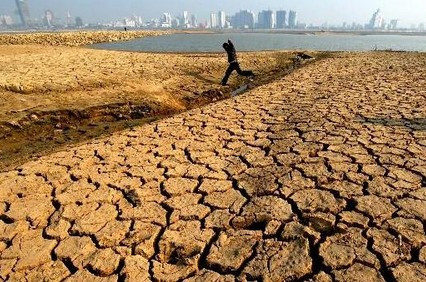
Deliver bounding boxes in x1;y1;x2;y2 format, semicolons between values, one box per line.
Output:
223;42;229;50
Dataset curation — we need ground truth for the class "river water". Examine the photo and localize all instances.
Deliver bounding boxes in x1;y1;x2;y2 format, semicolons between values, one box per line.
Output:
91;32;426;52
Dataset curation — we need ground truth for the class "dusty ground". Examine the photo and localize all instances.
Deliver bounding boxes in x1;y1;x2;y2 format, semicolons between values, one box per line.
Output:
0;51;425;281
0;30;170;46
0;44;307;170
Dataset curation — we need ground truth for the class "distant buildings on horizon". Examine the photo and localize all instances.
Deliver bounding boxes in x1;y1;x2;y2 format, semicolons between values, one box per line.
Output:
0;2;425;32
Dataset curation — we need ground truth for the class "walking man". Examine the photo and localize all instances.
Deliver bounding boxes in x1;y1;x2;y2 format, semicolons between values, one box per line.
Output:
221;40;255;86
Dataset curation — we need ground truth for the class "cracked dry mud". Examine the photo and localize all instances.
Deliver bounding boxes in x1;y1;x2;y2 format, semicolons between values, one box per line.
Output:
1;52;426;281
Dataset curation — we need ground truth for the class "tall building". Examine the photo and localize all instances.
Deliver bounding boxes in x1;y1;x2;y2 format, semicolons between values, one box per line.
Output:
191;14;197;28
288;10;297;28
231;10;255;29
15;0;31;26
276;10;287;29
66;11;72;26
218;11;226;29
43;10;54;27
369;9;384;29
210;12;217;28
0;15;14;26
389;19;398;30
258;10;274;29
160;13;172;28
183;11;189;25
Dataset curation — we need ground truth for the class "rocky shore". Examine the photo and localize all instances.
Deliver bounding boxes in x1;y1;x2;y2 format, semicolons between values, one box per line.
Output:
0;30;171;46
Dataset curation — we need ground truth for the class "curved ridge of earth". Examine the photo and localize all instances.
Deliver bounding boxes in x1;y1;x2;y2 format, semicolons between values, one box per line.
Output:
1;52;426;281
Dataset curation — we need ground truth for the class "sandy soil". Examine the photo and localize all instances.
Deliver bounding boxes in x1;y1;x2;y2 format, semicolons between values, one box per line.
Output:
0;44;306;170
0;30;170;46
0;50;425;281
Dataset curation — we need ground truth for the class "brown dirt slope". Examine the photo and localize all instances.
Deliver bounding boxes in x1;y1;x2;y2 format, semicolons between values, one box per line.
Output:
0;52;425;281
0;44;306;169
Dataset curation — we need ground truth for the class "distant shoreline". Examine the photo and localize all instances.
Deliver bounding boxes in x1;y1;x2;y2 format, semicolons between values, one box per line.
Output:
191;29;426;37
1;28;426;37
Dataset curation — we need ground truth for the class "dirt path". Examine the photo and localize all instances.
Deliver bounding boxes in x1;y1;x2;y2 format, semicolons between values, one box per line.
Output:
1;52;426;281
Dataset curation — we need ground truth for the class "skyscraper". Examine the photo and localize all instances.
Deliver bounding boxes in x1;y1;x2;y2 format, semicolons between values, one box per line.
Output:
43;10;54;27
160;13;172;28
15;0;31;26
288;10;297;28
276;10;287;29
218;11;226;29
191;14;197;28
231;10;255;29
210;12;217;28
258;10;274;29
66;11;72;26
368;9;384;29
183;11;189;26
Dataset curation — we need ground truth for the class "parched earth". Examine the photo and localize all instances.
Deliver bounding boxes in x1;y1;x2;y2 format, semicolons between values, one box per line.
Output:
1;52;426;281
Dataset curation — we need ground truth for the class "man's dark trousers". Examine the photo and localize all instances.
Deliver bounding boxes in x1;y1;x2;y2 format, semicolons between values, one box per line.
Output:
221;62;254;86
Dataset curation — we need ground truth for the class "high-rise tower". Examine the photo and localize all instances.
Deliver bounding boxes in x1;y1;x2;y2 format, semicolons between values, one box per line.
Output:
15;0;31;26
276;10;287;29
288;10;297;28
218;11;226;29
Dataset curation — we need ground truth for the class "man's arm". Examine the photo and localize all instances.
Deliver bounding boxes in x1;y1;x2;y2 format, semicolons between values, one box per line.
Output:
228;40;234;49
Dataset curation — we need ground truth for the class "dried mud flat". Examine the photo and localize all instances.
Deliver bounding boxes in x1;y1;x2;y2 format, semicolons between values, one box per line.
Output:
0;43;304;170
1;48;426;281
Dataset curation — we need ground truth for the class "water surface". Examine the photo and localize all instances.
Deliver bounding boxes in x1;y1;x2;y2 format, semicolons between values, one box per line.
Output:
91;32;426;52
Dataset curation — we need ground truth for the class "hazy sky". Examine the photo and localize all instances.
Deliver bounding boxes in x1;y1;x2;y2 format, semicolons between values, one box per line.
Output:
1;0;425;26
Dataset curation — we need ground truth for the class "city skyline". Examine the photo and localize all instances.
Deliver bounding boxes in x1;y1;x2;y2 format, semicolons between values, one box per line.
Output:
0;0;425;27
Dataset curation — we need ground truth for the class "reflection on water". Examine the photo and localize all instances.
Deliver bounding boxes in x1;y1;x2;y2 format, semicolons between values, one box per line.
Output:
91;32;426;53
